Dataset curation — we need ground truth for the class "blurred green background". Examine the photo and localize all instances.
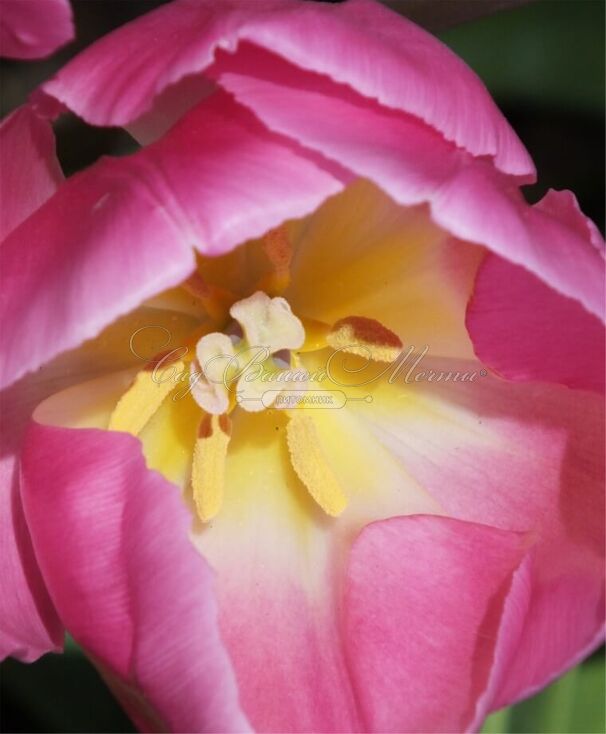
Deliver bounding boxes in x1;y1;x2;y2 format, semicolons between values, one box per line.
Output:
0;1;604;732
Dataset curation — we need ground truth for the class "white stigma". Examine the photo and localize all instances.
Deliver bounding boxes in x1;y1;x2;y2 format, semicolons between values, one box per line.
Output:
191;292;306;414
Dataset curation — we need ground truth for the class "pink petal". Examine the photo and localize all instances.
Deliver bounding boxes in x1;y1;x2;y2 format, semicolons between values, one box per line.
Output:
0;104;66;662
0;0;73;59
468;555;534;730
0;359;89;661
367;362;605;709
21;420;250;733
0;105;63;241
536;188;605;255
211;569;363;732
37;0;532;178
0;302;199;662
0;473;62;661
0;91;341;390
345;515;527;732
0;375;63;661
482;555;605;716
467;251;605;393
211;47;603;318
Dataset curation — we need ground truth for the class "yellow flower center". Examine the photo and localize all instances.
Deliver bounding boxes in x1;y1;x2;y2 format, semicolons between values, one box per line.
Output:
108;225;403;523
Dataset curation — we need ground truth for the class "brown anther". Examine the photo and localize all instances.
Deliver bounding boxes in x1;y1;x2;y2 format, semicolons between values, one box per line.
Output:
258;225;293;295
327;316;403;363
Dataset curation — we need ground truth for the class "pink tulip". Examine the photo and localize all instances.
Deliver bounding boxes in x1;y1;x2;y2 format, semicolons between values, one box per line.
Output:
0;1;604;731
0;0;73;59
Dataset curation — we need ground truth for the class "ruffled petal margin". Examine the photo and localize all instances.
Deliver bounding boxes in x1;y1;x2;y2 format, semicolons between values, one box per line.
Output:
209;46;603;319
0;105;63;241
36;0;532;177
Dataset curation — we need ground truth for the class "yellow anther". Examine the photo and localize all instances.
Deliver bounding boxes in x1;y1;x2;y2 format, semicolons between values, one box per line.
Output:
286;412;347;517
192;413;231;522
327;316;402;363
108;356;185;436
257;225;293;295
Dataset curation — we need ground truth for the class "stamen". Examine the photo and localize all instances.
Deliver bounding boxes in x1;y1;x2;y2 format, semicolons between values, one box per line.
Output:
192;413;231;522
182;272;238;324
258;225;293;295
327;316;402;363
108;354;185;435
286;412;347;517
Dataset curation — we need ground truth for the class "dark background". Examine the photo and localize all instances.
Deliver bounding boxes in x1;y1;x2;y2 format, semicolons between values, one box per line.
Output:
1;1;604;732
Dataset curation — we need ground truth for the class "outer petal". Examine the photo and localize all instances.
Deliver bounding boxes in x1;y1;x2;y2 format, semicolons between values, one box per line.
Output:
0;104;65;662
0;0;73;59
467;251;605;394
468;554;534;730
345;515;527;732
535;189;605;255
364;361;605;709
211;47;603;318
0;105;63;240
0;91;341;389
0;305;199;662
20;420;250;733
471;551;604;728
0;375;63;660
36;0;532;177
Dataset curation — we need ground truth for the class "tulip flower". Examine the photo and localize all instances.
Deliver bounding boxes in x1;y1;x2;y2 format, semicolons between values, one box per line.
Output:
0;1;603;732
0;0;73;59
